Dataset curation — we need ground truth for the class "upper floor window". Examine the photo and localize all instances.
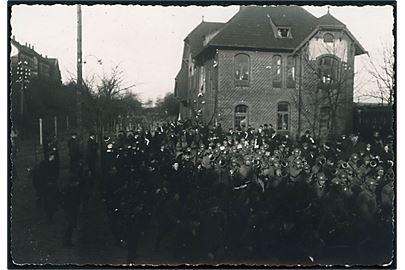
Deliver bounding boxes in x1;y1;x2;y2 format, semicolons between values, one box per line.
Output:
277;27;292;38
273;55;282;88
323;33;334;43
318;56;339;85
277;102;290;131
234;54;250;86
286;56;296;88
199;66;205;93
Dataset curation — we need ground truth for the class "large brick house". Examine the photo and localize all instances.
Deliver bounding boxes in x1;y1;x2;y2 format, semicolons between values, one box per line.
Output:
174;6;366;138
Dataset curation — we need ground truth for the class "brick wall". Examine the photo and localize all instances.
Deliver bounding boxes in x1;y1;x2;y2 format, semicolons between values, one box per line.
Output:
213;46;355;138
216;49;300;136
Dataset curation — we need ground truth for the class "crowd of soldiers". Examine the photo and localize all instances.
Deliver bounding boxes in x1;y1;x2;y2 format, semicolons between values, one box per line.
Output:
29;120;395;264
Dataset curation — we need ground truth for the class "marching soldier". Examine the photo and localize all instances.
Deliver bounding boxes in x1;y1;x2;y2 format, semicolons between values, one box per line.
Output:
61;166;83;246
68;132;81;172
86;132;98;178
41;149;61;223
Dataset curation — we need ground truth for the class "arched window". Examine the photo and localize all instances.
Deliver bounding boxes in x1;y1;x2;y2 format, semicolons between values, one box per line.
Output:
273;55;282;88
286;56;296;88
318;55;339;85
234;104;249;129
234;54;250;86
277;102;289;131
323;33;334;43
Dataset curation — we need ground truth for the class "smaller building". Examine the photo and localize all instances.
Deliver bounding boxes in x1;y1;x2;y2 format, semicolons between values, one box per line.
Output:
10;36;61;83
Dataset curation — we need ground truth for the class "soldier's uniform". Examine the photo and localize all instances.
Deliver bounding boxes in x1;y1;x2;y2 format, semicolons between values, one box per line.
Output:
41;152;61;223
68;133;81;172
61;174;82;247
86;133;98;178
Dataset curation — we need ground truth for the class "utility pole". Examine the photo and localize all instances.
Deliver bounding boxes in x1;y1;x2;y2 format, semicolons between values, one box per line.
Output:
77;4;83;137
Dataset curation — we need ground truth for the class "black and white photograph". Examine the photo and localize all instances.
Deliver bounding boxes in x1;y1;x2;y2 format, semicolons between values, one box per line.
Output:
7;1;396;268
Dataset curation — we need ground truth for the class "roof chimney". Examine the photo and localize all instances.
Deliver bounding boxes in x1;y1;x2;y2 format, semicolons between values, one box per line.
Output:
12;35;15;40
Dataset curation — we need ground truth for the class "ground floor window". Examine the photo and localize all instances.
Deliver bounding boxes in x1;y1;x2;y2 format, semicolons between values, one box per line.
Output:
234;104;248;129
277;102;289;131
320;106;330;129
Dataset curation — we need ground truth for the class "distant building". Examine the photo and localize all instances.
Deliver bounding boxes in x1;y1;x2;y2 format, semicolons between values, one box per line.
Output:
175;6;366;138
10;36;61;83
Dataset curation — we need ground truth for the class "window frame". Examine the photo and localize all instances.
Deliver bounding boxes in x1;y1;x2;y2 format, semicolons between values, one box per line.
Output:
234;53;250;87
320;106;330;130
318;55;340;86
286;56;296;88
277;102;290;131
234;104;249;129
277;27;292;39
323;33;334;43
273;55;283;88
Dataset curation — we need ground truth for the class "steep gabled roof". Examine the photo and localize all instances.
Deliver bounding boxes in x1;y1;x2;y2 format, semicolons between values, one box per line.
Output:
317;12;346;27
185;21;225;57
10;39;42;59
293;11;367;56
205;6;318;51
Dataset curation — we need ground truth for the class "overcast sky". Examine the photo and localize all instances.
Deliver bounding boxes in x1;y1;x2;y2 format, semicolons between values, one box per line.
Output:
10;4;394;102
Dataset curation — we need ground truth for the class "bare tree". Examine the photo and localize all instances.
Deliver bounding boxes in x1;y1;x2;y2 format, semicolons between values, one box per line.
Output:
88;65;138;135
360;45;394;105
292;41;355;139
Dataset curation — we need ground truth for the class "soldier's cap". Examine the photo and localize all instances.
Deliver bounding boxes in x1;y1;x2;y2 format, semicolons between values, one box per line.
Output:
350;153;359;160
366;178;377;186
339;173;348;179
376;165;384;172
317;174;326;182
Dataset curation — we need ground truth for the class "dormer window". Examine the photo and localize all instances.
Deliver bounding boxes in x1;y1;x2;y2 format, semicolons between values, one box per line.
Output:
277;27;291;38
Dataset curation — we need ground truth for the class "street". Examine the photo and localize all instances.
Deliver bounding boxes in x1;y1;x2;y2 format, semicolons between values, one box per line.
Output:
10;140;176;265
